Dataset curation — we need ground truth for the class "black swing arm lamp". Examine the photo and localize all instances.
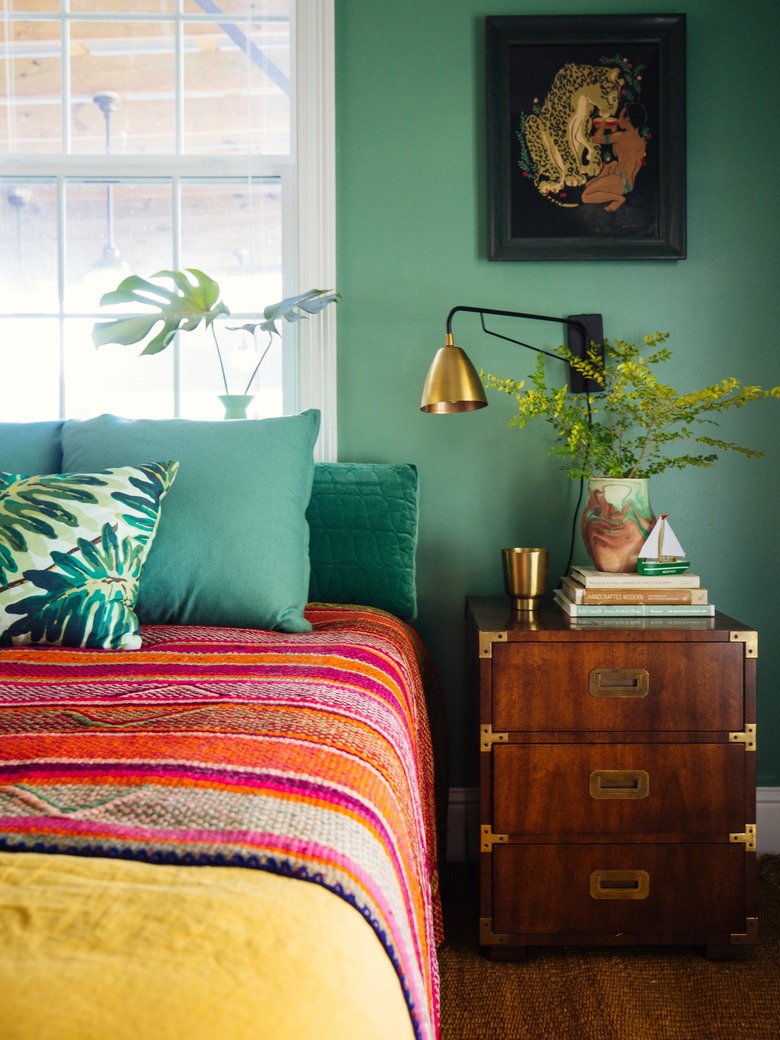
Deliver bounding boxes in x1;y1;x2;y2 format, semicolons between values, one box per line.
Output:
419;306;605;413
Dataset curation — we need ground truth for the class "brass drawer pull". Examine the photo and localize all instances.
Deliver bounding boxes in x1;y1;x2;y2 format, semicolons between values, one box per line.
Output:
590;869;650;900
589;668;649;698
590;769;650;800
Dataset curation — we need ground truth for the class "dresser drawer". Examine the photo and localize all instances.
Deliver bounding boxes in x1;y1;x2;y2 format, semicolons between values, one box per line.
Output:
489;843;750;942
491;743;747;841
491;641;745;732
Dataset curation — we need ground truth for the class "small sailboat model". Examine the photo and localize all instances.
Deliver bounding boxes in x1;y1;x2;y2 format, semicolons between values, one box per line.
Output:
637;515;690;575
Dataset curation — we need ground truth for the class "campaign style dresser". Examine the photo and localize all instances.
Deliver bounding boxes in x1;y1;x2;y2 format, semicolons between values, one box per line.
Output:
467;597;758;960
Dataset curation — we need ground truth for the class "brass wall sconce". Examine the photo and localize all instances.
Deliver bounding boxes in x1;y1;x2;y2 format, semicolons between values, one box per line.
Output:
420;307;604;413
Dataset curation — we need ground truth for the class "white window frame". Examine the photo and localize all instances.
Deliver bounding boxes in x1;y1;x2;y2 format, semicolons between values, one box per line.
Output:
295;0;337;461
0;0;337;461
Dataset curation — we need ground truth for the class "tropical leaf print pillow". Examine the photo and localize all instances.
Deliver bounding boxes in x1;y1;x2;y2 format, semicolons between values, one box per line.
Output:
0;462;178;649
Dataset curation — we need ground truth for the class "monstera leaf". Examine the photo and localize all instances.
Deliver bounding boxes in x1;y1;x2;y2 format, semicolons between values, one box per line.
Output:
91;268;229;356
231;288;341;337
5;523;145;648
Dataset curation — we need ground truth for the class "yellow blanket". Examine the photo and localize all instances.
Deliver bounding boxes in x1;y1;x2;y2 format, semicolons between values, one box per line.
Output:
0;852;415;1040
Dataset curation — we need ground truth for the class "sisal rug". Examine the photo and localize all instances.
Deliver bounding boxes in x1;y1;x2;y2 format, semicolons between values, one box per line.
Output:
438;855;780;1040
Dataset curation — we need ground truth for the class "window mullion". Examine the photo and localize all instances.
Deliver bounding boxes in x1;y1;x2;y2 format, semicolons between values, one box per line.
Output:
56;176;67;416
175;0;184;157
173;0;184;416
172;176;182;417
60;0;81;421
295;0;336;461
62;3;71;155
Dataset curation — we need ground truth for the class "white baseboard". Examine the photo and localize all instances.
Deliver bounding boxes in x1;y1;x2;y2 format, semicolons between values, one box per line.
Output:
758;787;780;854
446;786;780;862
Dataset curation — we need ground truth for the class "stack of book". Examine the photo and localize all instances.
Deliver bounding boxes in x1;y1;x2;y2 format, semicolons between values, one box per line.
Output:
554;564;715;618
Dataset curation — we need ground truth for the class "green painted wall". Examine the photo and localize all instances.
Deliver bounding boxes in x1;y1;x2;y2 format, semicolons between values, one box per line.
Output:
335;0;780;788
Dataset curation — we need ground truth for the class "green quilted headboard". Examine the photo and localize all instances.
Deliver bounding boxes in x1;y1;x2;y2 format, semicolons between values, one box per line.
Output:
307;463;419;621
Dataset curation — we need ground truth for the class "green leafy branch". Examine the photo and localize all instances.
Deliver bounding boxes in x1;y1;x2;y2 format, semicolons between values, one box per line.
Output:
483;331;780;480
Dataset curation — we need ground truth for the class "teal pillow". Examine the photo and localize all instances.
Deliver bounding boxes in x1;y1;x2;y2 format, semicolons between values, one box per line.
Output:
0;421;63;475
61;411;320;632
307;463;419;620
0;462;178;649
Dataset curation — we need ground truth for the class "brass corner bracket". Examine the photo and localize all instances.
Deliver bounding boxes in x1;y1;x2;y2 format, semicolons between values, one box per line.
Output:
731;917;759;945
729;824;757;852
729;723;757;752
479;630;507;658
480;724;509;752
480;917;510;945
730;630;758;658
481;824;509;852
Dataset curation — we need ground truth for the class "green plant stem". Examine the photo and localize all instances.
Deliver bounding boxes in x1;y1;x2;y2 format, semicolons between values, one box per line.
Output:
211;324;230;396
241;334;275;397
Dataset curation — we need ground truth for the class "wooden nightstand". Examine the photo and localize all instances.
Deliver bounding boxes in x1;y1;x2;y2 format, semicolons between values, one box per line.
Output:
467;596;758;960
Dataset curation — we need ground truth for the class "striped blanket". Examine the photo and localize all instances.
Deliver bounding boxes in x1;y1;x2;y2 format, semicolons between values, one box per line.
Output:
0;605;441;1040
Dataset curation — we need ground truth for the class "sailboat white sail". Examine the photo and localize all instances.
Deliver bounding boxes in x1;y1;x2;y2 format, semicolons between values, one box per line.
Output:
639;514;685;561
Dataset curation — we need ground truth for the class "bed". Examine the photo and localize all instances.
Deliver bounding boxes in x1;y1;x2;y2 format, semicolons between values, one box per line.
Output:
0;412;444;1040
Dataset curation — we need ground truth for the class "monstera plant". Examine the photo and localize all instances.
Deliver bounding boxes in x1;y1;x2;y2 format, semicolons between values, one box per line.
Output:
91;268;339;403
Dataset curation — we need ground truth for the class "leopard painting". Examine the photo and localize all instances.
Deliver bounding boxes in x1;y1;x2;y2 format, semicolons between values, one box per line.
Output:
523;63;623;198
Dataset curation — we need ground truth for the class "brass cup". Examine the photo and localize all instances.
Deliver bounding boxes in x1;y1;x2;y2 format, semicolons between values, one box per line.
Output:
502;547;549;611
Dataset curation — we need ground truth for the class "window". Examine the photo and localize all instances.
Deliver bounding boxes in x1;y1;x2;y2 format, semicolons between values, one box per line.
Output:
0;0;336;455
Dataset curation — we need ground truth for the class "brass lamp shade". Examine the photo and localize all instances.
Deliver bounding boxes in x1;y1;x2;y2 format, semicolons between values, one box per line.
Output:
420;308;605;410
420;335;488;413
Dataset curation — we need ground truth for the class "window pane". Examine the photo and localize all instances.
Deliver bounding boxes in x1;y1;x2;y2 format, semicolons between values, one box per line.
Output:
180;178;281;295
0;179;59;314
182;1;285;15
179;179;283;417
64;317;175;420
182;18;290;155
0;318;60;421
70;22;176;154
0;20;62;154
64;181;173;312
71;2;176;13
4;1;60;12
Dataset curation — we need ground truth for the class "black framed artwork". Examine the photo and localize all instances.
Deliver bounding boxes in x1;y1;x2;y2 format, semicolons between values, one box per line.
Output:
486;14;686;261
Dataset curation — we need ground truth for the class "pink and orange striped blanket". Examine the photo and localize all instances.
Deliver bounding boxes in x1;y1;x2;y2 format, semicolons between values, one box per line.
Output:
0;605;441;1040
